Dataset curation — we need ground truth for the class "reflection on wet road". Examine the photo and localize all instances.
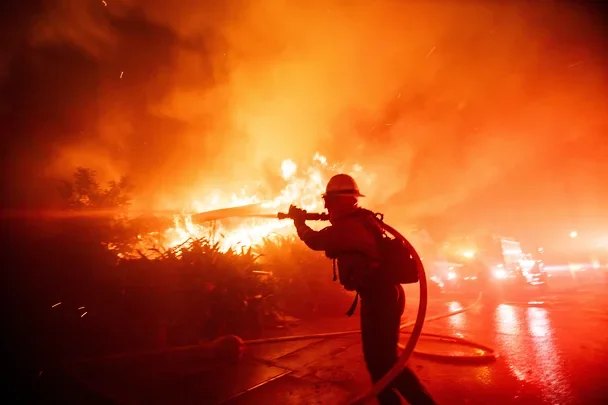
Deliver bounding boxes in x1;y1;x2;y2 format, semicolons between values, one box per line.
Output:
447;301;465;330
417;285;608;405
495;303;528;382
494;304;574;404
526;307;573;404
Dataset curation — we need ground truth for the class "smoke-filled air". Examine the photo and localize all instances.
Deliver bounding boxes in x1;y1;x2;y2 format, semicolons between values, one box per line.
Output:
3;0;607;238
7;4;608;403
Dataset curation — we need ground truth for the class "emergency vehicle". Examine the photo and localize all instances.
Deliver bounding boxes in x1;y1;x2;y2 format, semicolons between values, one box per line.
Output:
436;234;547;290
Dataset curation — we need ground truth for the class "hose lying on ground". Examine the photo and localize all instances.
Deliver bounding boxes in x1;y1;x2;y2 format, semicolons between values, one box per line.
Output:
71;291;493;404
75;291;490;363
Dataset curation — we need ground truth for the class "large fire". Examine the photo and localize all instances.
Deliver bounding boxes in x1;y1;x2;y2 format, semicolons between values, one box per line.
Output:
116;153;371;258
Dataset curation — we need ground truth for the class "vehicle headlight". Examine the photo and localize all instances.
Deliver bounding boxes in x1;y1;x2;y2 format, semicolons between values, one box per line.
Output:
462;251;475;258
430;275;444;288
493;269;508;279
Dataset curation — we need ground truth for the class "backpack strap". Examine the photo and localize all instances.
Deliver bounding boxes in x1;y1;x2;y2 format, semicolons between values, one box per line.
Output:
332;259;337;281
345;292;359;317
357;211;388;252
342;212;385;317
336;210;387;317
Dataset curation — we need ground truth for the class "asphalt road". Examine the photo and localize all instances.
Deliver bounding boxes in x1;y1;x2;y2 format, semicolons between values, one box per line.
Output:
36;277;608;405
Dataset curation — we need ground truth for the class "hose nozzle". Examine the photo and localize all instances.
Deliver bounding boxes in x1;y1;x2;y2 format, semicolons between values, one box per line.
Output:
277;212;330;221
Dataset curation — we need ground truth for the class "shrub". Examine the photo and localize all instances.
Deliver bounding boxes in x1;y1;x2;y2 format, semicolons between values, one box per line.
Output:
37;168;354;356
256;236;356;318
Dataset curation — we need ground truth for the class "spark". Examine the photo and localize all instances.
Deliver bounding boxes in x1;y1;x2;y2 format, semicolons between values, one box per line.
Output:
567;61;583;68
120;71;124;79
81;312;88;318
102;0;107;6
51;302;61;308
425;46;436;58
78;306;85;310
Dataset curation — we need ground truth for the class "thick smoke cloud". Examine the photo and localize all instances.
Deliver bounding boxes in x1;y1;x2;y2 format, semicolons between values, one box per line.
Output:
3;0;607;236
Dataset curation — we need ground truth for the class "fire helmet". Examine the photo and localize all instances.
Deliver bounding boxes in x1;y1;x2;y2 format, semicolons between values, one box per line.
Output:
322;174;365;198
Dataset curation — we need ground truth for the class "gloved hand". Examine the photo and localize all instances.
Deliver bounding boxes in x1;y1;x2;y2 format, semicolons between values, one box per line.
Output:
288;205;308;225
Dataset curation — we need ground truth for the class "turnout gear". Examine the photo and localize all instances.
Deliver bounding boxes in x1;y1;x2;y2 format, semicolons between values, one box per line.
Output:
291;173;437;405
359;211;419;285
361;284;437;405
294;207;381;294
322;174;365;198
294;207;418;292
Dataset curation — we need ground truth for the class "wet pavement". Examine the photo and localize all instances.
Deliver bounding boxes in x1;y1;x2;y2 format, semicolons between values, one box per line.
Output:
63;281;608;405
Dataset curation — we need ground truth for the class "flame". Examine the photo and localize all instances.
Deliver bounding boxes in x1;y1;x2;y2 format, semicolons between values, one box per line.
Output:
121;153;371;257
281;159;297;180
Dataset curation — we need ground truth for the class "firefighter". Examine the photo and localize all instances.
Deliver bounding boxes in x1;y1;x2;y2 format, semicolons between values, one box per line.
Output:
289;174;438;405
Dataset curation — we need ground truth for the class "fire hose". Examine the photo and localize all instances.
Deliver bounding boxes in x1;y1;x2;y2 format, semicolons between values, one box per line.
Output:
323;211;428;404
277;211;491;404
69;290;492;405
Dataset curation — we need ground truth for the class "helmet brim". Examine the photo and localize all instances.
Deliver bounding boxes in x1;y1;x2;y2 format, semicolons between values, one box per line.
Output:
322;191;365;198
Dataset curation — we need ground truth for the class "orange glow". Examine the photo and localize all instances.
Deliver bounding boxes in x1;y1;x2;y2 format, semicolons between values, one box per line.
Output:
493;269;508;279
21;1;608;244
117;153;372;257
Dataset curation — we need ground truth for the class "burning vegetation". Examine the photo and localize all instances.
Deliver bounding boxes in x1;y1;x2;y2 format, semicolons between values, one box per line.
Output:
31;153;370;356
94;153;373;258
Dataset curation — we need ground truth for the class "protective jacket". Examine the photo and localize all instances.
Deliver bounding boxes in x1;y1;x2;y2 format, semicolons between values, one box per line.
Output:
295;207;387;314
295;206;438;404
295;207;379;256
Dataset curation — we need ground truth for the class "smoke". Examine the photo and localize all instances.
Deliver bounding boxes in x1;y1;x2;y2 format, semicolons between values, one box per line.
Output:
4;0;607;224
